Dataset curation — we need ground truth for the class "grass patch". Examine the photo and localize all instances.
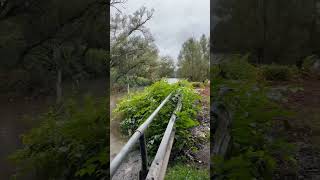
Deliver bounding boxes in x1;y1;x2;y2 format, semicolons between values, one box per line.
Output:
260;64;298;81
165;164;209;180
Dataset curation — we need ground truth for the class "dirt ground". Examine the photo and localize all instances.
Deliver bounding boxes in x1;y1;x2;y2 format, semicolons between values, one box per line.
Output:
275;78;320;179
191;85;210;168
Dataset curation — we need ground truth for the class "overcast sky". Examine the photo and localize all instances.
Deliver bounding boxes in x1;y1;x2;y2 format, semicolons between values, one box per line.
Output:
111;0;210;62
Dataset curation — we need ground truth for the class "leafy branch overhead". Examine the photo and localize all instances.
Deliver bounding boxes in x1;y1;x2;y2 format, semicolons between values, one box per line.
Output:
111;2;171;87
0;0;107;96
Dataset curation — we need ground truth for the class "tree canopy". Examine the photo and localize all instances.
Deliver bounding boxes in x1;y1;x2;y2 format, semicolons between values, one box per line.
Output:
212;0;320;64
177;34;210;82
0;0;107;96
110;2;178;89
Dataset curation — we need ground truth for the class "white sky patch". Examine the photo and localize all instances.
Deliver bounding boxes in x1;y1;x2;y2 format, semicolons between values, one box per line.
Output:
111;0;210;62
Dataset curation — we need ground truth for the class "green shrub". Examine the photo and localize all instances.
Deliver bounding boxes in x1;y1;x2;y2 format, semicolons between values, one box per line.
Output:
191;82;205;88
212;54;259;82
114;80;201;158
165;164;209;180
84;48;107;76
302;55;317;72
211;79;295;179
112;76;153;92
260;64;295;81
134;76;153;86
10;96;108;179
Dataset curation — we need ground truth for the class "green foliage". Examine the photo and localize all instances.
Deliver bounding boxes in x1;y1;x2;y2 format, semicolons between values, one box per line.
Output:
134;77;153;86
0;0;107;95
213;148;277;180
260;64;297;81
177;35;210;82
212;54;259;82
191;82;205;88
110;6;160;86
165;164;209;180
211;76;296;179
213;0;317;64
9;96;107;179
113;76;153;92
114;80;200;157
302;55;318;73
84;49;107;76
157;56;175;78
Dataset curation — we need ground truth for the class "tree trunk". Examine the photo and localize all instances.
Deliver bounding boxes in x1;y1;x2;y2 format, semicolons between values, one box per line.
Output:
56;68;62;104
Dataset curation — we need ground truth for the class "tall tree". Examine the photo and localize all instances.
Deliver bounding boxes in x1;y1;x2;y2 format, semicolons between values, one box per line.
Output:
177;35;209;81
110;2;159;84
157;56;175;78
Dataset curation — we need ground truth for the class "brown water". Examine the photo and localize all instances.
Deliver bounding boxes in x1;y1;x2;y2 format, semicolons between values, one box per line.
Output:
110;87;144;161
110;92;127;161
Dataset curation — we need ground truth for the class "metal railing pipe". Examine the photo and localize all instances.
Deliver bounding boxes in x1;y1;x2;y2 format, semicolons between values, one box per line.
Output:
159;129;175;180
146;97;182;179
110;93;173;177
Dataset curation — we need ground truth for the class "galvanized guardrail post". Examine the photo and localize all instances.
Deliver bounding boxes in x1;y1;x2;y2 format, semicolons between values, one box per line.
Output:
110;93;173;178
139;133;148;179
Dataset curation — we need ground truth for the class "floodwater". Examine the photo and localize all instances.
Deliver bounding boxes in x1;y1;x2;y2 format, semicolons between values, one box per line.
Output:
110;87;143;161
110;92;128;161
165;78;181;84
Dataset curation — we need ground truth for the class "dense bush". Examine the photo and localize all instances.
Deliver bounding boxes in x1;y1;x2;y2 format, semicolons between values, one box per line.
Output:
10;96;108;179
111;76;153;92
84;49;107;76
134;77;153;86
302;55;317;72
211;55;299;179
211;54;259;82
191;82;205;88
211;77;296;179
302;55;320;78
260;64;297;81
114;80;201;158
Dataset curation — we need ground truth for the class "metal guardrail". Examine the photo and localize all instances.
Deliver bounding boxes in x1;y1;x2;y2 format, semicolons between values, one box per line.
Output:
110;92;181;179
146;97;182;180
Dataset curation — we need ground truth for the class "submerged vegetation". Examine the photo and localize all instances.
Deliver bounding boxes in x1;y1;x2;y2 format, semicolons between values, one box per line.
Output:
10;96;107;179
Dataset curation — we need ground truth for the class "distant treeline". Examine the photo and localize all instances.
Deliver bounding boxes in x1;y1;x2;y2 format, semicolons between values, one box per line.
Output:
111;2;209;87
177;35;210;82
212;0;320;64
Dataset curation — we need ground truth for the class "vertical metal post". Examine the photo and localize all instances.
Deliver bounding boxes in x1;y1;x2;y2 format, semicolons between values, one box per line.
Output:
139;133;148;179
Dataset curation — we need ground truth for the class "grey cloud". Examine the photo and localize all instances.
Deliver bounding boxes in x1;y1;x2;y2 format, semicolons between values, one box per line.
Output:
114;0;209;61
